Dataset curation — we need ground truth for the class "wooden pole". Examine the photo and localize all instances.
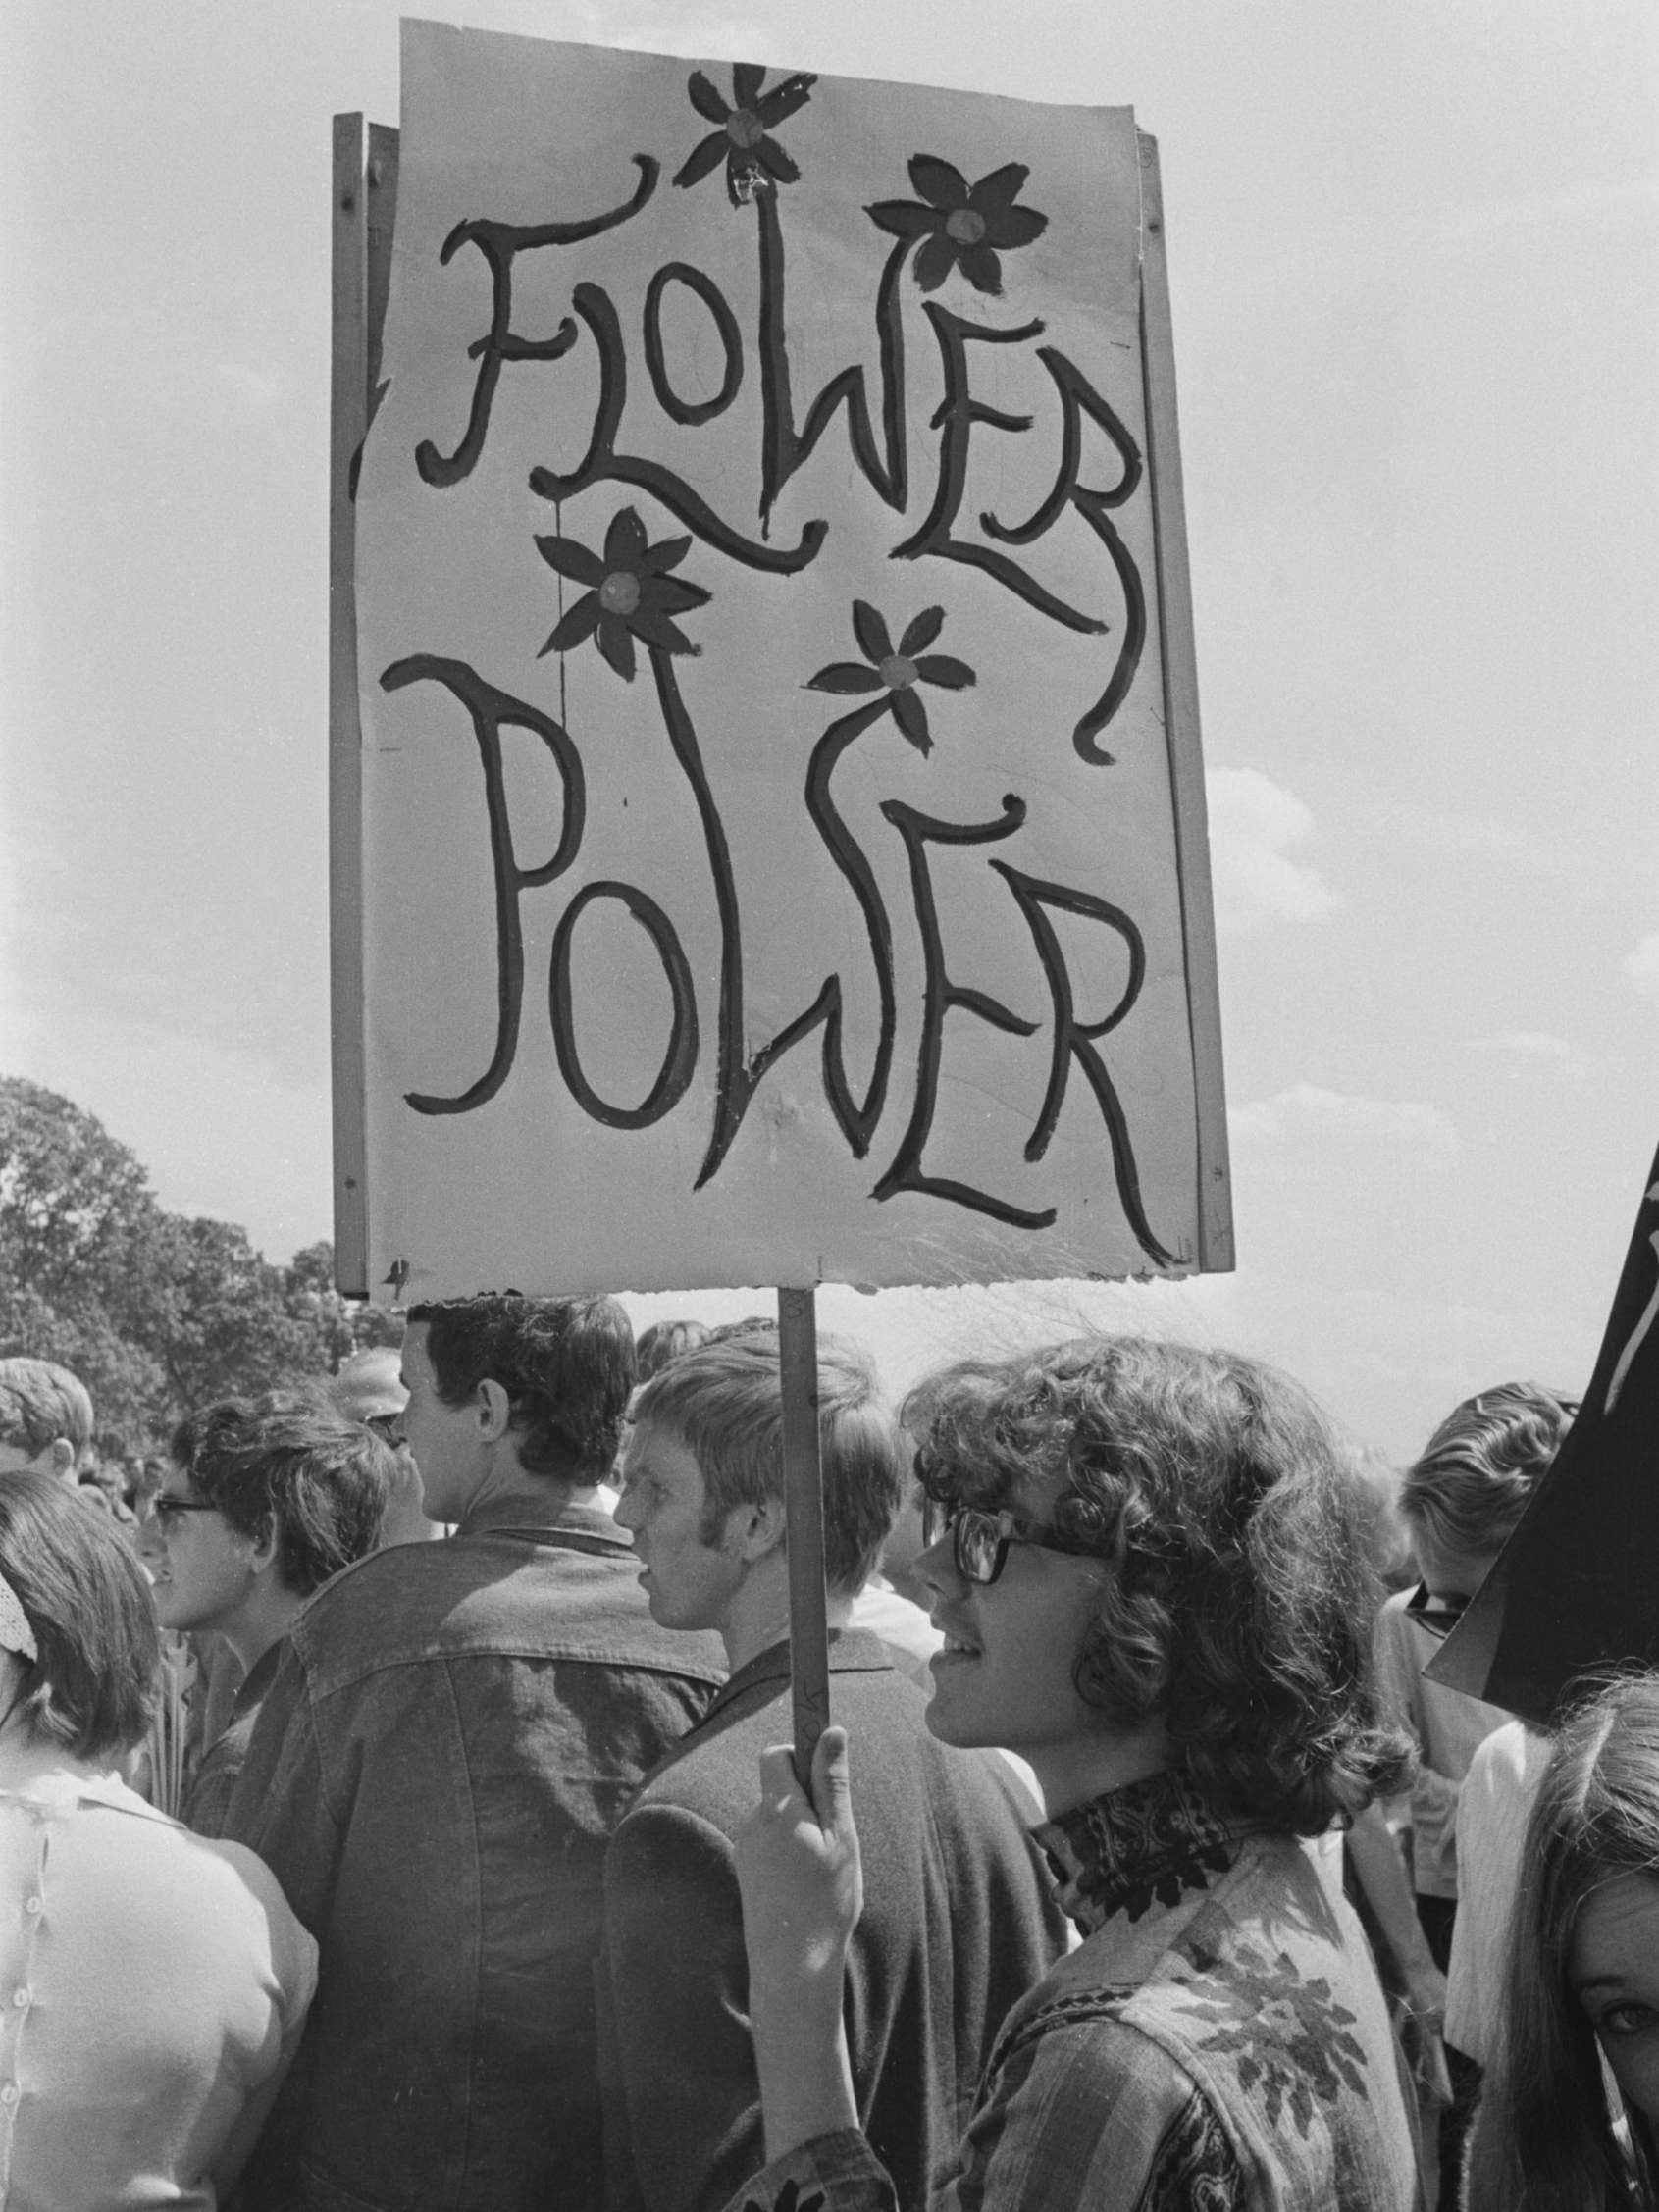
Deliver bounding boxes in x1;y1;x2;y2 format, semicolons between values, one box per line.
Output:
1138;129;1233;1274
778;1285;831;1784
329;114;370;1294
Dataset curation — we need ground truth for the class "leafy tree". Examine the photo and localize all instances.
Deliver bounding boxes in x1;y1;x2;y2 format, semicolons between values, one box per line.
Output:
0;1076;400;1459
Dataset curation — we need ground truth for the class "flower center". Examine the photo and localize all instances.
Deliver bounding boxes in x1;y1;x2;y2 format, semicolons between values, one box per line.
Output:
599;571;642;617
878;653;919;690
726;109;765;151
945;208;987;246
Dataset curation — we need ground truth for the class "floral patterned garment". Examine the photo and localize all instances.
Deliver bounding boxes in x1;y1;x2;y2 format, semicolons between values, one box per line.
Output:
726;1773;1421;2212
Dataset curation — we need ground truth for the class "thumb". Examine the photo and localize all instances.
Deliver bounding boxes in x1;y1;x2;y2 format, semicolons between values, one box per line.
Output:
810;1725;853;1833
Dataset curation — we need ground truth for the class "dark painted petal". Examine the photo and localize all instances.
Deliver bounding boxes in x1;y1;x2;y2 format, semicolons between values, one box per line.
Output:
648;574;712;614
687;70;731;124
865;198;938;239
732;61;765;106
908;154;969;210
540;593;601;656
606;507;649;568
630;602;700;655
805;662;885;694
754;134;801;184
891;685;932;751
851;600;893;663
597;612;637;683
899;605;946;656
534;534;605;586
673;132;730;189
643;534;693;574
755;73;815;126
987;203;1048;249
915;653;976;690
969;162;1030;215
957;242;1004;295
912;231;959;292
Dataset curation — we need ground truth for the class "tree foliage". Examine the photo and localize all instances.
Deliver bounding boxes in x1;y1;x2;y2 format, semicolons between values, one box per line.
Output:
0;1077;400;1460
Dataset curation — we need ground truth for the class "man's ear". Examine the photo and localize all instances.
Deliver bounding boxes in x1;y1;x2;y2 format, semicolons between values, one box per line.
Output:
48;1438;77;1483
733;1495;788;1565
247;1514;282;1576
475;1378;514;1443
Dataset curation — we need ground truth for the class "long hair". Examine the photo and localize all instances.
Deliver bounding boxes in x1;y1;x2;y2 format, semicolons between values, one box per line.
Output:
907;1335;1410;1834
0;1470;158;1759
1466;1674;1659;2211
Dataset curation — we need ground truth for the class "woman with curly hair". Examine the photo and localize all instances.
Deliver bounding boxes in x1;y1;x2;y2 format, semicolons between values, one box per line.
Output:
1464;1674;1659;2210
728;1336;1421;2211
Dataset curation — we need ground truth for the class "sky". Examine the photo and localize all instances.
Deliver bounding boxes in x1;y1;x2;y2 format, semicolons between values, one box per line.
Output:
2;0;1655;1459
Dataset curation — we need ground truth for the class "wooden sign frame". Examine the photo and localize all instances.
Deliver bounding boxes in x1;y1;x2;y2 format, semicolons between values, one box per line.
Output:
328;105;1229;1301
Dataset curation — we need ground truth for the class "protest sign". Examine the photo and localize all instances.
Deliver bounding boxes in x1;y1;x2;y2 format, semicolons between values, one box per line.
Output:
1429;1139;1659;1723
332;21;1229;1302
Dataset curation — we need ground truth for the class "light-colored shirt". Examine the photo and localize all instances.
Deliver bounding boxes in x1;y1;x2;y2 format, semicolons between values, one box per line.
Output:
1444;1717;1551;2064
1373;1588;1510;1899
850;1576;942;1689
0;1756;316;2210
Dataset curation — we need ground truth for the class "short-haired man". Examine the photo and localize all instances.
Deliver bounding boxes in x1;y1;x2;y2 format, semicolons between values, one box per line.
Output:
150;1389;391;1834
225;1293;725;2212
603;1330;1065;2212
0;1356;95;1479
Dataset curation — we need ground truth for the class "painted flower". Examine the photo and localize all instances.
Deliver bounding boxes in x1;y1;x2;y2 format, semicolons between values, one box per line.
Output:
536;507;710;683
805;602;974;752
867;156;1048;294
673;64;816;207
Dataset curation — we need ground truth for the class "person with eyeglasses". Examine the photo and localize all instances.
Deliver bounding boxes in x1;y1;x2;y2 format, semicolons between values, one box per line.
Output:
141;1389;392;1836
0;1468;317;2207
325;1344;445;1545
1372;1379;1576;2203
725;1336;1424;2212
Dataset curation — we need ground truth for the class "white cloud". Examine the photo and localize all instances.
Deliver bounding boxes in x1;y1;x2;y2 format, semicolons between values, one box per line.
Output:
1229;1083;1461;1163
1205;768;1344;940
1625;933;1659;1004
1466;1029;1595;1080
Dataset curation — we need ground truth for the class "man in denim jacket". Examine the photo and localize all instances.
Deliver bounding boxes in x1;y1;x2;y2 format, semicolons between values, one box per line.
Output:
225;1293;726;2212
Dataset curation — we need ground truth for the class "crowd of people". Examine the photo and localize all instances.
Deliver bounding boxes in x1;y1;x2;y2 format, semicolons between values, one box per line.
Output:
0;1311;1651;2209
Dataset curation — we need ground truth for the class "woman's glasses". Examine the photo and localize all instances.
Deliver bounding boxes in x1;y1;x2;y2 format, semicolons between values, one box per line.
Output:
922;1500;1108;1587
365;1412;406;1448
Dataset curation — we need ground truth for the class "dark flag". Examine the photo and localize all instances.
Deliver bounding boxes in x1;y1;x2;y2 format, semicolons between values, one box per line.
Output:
1427;1140;1659;1723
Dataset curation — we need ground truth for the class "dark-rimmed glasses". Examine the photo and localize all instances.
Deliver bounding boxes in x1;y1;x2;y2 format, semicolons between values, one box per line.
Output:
365;1412;407;1448
922;1501;1108;1587
150;1495;222;1532
1403;1581;1470;1643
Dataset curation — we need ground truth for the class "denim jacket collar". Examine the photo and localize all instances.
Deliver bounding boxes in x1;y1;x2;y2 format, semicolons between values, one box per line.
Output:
458;1488;633;1553
1035;1770;1266;1933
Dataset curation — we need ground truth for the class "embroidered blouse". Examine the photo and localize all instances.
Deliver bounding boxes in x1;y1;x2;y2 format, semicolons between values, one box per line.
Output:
722;1772;1420;2212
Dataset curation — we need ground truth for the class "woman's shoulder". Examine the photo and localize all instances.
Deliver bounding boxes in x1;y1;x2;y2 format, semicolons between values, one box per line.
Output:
0;1764;318;2002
